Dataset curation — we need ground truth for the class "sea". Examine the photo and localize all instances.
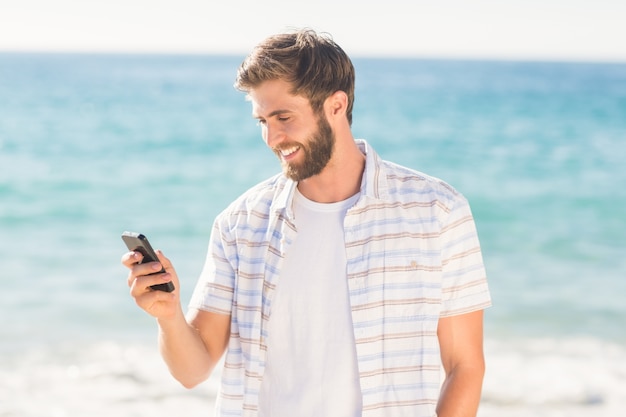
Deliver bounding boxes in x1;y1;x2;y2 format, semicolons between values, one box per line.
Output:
1;52;625;416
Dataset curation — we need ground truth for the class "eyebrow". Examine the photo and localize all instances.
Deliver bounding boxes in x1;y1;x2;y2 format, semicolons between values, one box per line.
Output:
253;109;292;119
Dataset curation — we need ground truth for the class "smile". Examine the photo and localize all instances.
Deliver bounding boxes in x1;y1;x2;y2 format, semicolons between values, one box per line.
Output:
279;146;300;158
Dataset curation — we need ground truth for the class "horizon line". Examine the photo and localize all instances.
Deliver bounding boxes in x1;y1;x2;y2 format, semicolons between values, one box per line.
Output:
1;48;625;65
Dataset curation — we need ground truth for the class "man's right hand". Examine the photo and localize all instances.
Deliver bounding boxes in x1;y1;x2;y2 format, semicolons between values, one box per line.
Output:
122;249;182;320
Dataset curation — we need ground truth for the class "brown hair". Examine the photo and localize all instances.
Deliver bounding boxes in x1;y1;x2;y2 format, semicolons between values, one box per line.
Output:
234;28;355;125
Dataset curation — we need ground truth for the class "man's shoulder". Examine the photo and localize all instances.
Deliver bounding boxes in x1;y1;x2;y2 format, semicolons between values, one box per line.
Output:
377;158;465;206
359;140;465;207
217;172;289;219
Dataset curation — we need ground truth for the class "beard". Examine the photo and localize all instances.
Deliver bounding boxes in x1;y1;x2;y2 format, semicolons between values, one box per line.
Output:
275;113;335;182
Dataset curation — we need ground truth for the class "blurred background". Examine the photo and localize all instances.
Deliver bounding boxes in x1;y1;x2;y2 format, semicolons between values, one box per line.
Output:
1;1;625;416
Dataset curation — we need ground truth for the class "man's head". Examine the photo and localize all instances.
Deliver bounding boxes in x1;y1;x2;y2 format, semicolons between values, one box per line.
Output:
235;28;355;125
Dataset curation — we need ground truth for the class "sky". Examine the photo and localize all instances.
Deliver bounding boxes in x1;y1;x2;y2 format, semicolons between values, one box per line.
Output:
1;0;625;62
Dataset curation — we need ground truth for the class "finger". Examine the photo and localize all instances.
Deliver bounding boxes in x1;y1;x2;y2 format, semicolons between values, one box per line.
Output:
127;266;162;289
155;249;172;271
129;271;173;296
154;250;179;291
126;259;166;289
134;260;165;277
121;251;143;268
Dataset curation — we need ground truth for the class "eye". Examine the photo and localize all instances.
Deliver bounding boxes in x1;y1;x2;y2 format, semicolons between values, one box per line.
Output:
277;116;290;122
256;119;267;127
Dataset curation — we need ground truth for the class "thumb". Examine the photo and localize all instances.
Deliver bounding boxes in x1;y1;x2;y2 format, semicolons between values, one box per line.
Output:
155;249;173;271
155;249;180;289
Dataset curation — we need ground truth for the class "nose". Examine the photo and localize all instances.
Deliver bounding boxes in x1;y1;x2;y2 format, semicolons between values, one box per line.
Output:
264;121;285;149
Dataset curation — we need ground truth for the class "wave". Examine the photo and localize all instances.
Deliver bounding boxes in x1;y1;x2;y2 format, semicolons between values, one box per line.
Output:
2;336;624;416
481;337;626;416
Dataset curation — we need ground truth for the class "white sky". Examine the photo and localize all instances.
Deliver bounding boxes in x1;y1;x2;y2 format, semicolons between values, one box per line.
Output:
1;0;625;61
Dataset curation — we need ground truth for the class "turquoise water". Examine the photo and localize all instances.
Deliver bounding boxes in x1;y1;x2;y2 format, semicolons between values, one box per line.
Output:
1;54;625;415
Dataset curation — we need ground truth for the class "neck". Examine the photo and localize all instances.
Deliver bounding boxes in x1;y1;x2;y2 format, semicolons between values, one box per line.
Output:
297;137;365;203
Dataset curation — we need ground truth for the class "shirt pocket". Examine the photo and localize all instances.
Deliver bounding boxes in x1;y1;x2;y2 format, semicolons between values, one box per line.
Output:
378;254;442;321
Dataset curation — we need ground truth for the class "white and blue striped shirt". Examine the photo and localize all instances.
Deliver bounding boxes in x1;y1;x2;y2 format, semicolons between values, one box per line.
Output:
190;140;492;417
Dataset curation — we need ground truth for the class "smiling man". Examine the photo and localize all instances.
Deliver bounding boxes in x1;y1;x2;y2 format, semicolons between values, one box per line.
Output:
123;28;492;417
252;79;339;185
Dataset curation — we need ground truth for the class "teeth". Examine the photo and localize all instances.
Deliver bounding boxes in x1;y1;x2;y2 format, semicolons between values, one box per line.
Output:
280;146;299;157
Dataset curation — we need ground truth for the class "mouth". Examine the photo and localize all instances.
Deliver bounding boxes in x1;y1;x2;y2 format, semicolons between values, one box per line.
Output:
277;145;300;160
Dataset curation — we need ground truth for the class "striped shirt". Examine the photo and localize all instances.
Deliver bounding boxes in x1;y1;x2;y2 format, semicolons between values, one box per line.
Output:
189;140;492;417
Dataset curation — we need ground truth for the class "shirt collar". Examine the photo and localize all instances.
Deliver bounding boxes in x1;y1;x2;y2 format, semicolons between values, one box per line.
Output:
355;139;389;201
271;139;388;219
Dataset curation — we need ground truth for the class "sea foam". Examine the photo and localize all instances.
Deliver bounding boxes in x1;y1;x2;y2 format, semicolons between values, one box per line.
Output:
1;337;624;417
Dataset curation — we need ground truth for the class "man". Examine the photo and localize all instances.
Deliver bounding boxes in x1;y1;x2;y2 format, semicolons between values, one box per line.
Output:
122;29;491;417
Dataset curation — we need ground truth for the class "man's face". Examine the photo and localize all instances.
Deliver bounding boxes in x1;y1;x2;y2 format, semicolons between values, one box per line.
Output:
275;112;334;181
249;80;335;181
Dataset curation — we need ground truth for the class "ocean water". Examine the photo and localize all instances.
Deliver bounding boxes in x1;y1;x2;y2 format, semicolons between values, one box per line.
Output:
1;53;625;416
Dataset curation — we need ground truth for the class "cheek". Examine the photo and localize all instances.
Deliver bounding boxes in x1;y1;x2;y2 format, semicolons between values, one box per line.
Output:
284;124;308;142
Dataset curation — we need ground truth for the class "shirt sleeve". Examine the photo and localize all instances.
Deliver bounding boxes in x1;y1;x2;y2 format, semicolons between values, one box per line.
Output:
439;195;492;317
188;219;235;315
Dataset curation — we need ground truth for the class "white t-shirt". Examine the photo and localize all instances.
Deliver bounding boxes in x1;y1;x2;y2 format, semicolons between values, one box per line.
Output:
258;188;362;417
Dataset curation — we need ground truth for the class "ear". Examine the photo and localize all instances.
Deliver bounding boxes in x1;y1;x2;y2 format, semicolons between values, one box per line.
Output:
325;90;348;120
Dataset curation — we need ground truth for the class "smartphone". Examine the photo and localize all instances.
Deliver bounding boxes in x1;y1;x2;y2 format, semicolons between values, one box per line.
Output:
121;231;175;292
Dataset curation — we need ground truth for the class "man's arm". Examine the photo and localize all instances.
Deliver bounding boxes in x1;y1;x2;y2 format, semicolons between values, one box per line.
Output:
157;308;230;388
436;309;486;417
124;249;230;389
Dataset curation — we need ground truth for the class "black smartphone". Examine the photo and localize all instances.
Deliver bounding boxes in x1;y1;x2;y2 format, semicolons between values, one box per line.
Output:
121;231;175;292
